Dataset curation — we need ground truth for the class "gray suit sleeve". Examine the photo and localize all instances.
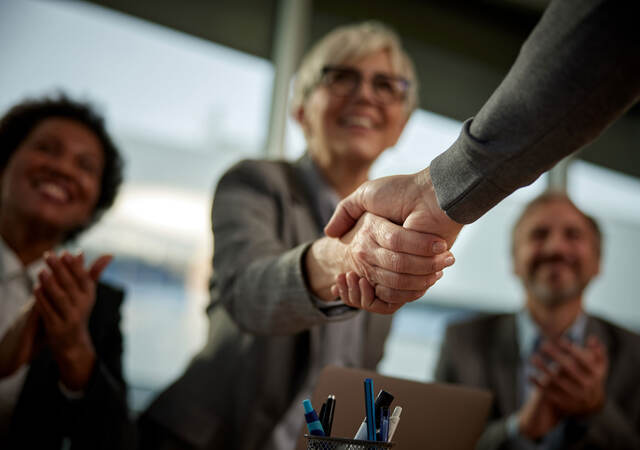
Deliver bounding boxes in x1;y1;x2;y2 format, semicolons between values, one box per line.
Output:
430;0;640;224
210;161;356;335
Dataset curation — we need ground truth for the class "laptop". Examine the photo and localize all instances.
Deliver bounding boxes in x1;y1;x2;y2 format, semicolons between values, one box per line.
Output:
295;365;493;450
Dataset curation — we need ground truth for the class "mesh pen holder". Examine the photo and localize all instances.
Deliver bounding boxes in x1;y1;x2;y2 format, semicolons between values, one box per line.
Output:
305;435;394;450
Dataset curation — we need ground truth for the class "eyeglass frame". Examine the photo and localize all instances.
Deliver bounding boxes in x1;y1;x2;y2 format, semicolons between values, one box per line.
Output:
316;65;411;105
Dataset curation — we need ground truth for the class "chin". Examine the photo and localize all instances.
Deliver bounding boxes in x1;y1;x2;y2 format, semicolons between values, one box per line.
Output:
530;282;581;307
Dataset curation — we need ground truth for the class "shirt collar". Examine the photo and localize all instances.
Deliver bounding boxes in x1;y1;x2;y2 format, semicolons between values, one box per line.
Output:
516;308;588;359
0;236;48;288
298;152;341;227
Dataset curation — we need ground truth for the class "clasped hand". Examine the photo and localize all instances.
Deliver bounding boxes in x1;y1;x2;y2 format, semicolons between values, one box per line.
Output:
309;210;454;314
0;251;112;391
519;336;608;440
323;168;462;312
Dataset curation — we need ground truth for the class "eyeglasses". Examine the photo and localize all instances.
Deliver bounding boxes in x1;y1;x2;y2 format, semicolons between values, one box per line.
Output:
320;65;410;105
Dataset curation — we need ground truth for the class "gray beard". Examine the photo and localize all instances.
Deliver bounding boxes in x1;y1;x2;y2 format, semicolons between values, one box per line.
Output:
528;280;584;307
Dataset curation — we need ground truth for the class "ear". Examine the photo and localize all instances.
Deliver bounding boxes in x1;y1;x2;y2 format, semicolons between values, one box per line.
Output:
293;105;312;138
293;105;305;125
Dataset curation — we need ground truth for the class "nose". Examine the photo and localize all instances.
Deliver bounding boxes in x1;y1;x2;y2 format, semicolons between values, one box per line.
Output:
46;153;77;179
352;77;377;104
541;230;571;256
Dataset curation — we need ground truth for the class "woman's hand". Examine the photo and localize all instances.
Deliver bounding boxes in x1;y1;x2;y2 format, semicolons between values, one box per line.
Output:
306;212;454;313
34;252;112;391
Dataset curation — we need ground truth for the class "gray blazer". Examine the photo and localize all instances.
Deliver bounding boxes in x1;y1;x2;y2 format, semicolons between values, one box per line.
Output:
435;314;640;450
431;0;640;224
139;158;392;450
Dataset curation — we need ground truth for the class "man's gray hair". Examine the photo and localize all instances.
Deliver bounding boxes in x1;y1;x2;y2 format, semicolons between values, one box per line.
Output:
291;21;419;114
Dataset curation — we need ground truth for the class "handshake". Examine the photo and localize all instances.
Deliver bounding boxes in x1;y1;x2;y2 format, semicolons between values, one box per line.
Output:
308;168;463;314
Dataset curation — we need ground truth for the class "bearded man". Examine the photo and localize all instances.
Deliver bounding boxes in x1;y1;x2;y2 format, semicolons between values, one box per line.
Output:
435;192;640;450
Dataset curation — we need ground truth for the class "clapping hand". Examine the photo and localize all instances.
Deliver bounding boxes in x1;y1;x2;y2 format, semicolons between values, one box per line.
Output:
34;252;112;390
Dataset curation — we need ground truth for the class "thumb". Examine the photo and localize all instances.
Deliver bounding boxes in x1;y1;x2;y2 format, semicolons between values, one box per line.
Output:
89;254;113;281
324;190;366;238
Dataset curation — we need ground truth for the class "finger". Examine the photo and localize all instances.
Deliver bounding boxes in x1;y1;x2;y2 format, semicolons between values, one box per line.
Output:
369;217;448;257
34;285;63;330
346;272;362;307
364;265;436;291
375;270;443;303
540;386;572;410
325;189;366;238
330;285;339;299
540;341;589;387
336;274;402;315
369;247;454;275
359;278;375;307
361;297;404;315
64;252;90;293
374;286;424;304
557;339;596;376
44;252;81;304
334;274;351;305
89;254;113;282
530;354;559;380
38;270;73;320
586;335;608;365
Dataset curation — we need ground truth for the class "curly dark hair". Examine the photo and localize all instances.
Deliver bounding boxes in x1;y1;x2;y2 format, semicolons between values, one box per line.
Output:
0;94;124;242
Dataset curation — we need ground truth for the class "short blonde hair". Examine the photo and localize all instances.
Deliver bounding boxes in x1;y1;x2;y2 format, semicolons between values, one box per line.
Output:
291;21;419;113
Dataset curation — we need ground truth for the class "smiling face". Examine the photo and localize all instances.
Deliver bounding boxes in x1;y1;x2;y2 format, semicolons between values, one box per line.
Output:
0;117;104;238
297;50;409;167
513;198;601;307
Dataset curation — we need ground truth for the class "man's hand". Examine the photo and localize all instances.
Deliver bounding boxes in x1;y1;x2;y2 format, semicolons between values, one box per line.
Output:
517;388;562;440
306;212;454;313
530;336;608;417
325;168;463;247
34;252;112;391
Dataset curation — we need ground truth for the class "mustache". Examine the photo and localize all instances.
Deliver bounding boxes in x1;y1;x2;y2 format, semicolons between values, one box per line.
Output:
530;254;577;272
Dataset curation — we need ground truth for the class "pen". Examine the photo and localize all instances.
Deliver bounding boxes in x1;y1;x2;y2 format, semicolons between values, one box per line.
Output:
364;378;376;441
319;402;327;430
302;399;325;436
379;406;390;442
388;406;402;441
374;390;394;431
325;394;336;436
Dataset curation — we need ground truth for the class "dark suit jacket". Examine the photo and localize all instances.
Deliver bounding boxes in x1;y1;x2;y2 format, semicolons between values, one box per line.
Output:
6;282;135;450
435;313;640;450
139;158;392;450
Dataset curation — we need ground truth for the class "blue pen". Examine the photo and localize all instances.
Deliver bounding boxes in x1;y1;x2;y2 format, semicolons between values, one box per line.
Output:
379;406;390;442
302;399;325;436
364;378;376;441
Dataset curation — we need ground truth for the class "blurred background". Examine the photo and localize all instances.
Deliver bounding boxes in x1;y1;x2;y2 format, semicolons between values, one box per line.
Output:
1;0;638;413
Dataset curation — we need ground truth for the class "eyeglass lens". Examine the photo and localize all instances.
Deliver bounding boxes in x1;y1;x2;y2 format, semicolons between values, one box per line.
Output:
322;66;408;103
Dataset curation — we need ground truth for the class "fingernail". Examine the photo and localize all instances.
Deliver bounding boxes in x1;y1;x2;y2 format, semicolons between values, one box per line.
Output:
435;271;443;280
432;242;447;254
444;256;455;267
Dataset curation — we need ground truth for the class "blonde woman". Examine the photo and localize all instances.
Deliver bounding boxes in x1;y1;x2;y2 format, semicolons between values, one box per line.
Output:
140;22;454;450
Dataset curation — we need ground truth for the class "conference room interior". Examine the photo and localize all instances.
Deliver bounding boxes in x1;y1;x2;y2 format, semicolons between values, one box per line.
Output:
1;0;638;416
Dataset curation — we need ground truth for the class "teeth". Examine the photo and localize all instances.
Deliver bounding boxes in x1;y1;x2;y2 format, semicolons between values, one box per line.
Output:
38;182;69;202
343;116;374;129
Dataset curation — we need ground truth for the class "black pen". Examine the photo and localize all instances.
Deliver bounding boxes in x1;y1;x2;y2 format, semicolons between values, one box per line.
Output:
325;394;336;436
319;401;327;430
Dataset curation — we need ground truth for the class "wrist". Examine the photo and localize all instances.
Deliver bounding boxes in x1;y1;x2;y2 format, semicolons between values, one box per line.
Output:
305;237;346;301
55;334;96;391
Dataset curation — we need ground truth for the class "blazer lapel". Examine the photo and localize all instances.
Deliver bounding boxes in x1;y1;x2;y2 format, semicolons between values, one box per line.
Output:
489;315;519;415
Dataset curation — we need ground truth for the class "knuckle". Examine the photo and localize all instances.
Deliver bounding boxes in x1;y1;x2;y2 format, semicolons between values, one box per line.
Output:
386;229;400;250
388;252;402;273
